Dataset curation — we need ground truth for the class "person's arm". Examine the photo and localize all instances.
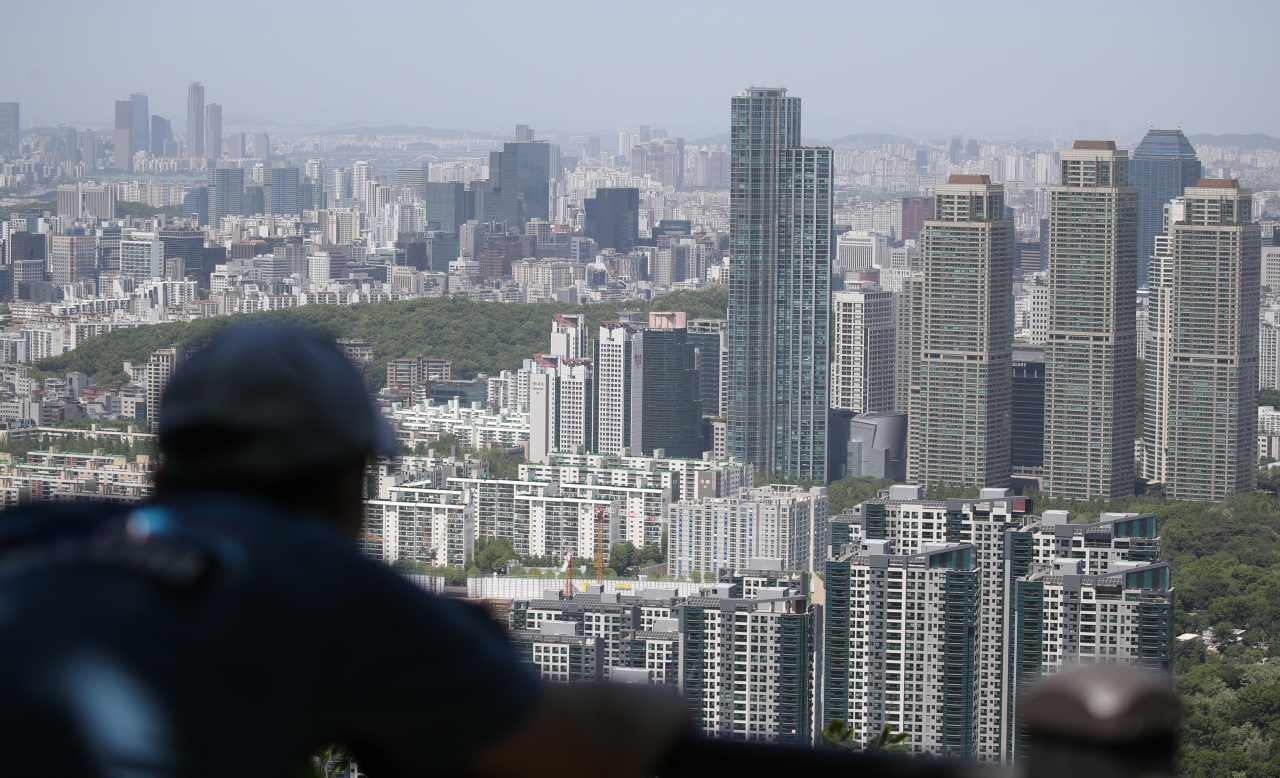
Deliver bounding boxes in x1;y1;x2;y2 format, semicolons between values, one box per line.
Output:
468;681;690;778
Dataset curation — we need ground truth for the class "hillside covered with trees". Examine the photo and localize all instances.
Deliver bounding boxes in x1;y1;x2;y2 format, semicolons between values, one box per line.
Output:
35;286;727;387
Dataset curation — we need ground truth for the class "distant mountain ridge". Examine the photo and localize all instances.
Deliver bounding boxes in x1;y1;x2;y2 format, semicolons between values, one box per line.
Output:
1187;133;1280;151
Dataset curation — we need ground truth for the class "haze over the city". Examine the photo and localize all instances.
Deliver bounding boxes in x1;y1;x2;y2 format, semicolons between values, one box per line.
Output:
8;0;1279;139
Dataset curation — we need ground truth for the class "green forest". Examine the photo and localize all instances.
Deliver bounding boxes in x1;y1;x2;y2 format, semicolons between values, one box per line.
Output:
34;285;728;387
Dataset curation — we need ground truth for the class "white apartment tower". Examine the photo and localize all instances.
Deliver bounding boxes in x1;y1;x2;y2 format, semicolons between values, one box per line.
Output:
831;289;897;414
1144;179;1260;500
593;321;643;455
1043;141;1139;500
907;175;1013;487
550;313;588;360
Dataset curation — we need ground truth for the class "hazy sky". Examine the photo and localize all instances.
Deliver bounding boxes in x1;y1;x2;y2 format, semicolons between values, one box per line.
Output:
8;0;1278;141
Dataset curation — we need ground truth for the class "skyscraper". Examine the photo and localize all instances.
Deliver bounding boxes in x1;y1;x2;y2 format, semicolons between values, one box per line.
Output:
113;99;133;171
48;231;98;288
727;87;831;481
1144;180;1259;500
130;93;149;157
209;167;244;224
1043;141;1138;500
187;82;204;157
906;175;1013;488
1131;128;1200;287
254;132;270;160
421;182;467;234
150;116;172;157
831;289;897;414
480;142;551;229
0;102;18;155
205;103;222;160
515;124;534;142
584;187;639;251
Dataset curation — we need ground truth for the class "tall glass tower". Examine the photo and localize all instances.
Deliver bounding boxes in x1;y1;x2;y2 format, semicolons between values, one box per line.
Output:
727;87;831;480
1131;128;1200;287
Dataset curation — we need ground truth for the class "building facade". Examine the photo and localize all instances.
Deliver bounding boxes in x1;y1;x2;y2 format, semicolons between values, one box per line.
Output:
1144;180;1260;499
907;175;1013;488
727;87;831;481
1130;128;1201;287
1043;142;1138;500
831;289;897;414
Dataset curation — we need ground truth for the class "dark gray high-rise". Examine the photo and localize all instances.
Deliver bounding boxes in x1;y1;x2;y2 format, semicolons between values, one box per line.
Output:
130;93;149;156
268;167;300;215
584;187;638;251
150;116;172;157
187;83;204;157
0;102;17;153
1131;128;1200;287
210;167;244;224
727;87;831;481
422;182;466;233
641;321;704;459
480;141;551;230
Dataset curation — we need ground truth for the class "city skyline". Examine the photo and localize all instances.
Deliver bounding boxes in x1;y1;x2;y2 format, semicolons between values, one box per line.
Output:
6;0;1280;140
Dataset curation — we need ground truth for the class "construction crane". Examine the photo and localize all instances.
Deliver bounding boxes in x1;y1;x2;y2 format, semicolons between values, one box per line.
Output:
418;528;438;594
561;549;574;597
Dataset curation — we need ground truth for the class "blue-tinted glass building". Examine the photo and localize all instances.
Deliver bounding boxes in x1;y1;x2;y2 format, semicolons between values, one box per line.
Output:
1130;128;1200;287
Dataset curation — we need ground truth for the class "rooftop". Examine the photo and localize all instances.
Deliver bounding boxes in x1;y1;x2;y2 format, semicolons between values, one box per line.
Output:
946;174;991;184
1073;140;1117;150
1194;178;1239;188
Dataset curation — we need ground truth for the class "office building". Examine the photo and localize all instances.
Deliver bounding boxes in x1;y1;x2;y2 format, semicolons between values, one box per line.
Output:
130;93;148;157
187;83;204;157
150;116;172;157
642;312;703;459
113;99;132;171
515;124;534;142
670;485;828;575
48;231;98;288
0;102;18;154
527;354;595;465
1011;345;1046;476
550;313;588;360
585;188;639;252
907;175;1013;488
120;232;164;281
1130;128;1200;287
184;186;209;227
210;167;244;224
835;231;887;271
479;142;551;228
831;289;896;414
268;166;300;215
205;103;222;160
226;132;245;159
824;487;1171;764
688;319;726;417
158;229;204;285
727;87;831;481
479;235;520;279
594;321;643;456
254;133;270;159
1043;142;1138;500
1144;181;1260;500
901;196;935;240
422;182;466;233
828;411;907;481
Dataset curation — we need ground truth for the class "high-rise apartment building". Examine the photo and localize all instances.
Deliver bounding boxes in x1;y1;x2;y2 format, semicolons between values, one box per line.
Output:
1042;142;1138;500
1130;128;1200;287
550;313;588;361
727;87;831;481
584;188;639;252
130;93;149;157
1144;180;1260;500
831;289;897;414
146;345;185;429
630;139;685;188
527;354;594;465
907;175;1013;488
113;100;132;171
824;487;1171;764
593;321;643;455
186;83;204;157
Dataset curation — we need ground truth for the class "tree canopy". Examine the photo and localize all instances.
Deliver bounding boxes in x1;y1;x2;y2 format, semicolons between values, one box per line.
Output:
35;286;727;388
